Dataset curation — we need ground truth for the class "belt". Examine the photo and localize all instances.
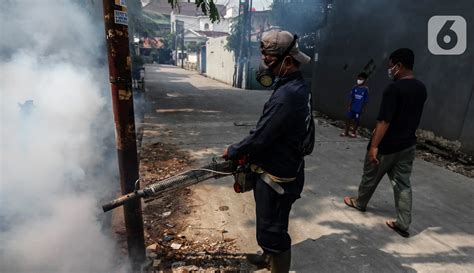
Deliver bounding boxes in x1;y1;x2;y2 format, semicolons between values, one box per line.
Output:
250;165;296;195
260;172;285;195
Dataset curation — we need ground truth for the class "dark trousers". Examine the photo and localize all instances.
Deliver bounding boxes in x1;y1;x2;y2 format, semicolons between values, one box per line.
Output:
253;170;303;254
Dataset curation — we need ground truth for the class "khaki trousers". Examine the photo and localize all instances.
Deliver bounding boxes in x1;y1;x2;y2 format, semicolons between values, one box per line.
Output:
357;145;416;231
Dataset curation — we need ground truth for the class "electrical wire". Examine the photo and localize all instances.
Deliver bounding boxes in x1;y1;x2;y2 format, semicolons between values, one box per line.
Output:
156;166;233;180
188;168;234;175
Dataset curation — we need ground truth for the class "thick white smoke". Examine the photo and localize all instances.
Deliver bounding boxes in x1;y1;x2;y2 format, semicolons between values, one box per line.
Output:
0;1;126;272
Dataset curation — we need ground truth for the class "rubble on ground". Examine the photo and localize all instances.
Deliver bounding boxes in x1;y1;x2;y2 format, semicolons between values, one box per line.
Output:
139;142;193;186
314;111;474;178
415;130;473;178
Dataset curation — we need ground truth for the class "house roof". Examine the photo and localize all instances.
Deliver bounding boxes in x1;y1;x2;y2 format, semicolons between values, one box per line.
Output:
195;30;228;38
142;10;170;25
183;29;228;39
144;1;226;17
183;29;207;40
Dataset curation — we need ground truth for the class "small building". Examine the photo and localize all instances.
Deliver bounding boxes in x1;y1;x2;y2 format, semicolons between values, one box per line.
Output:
183;30;228;71
170;3;231;34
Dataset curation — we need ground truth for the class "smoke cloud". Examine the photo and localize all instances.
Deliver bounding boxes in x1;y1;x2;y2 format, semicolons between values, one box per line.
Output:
1;1;126;272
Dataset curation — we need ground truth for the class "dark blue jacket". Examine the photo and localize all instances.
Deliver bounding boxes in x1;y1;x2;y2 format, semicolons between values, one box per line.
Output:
228;71;312;178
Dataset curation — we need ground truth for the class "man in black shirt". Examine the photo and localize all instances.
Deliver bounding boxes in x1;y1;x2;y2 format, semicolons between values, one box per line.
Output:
344;48;427;237
224;30;312;272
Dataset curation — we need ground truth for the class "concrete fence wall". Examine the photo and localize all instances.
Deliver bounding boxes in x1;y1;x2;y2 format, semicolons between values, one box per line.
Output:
184;52;198;71
205;36;236;85
311;0;474;154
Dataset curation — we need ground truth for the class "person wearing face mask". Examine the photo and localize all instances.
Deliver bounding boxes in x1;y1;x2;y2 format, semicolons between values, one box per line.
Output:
344;48;427;238
223;30;312;272
341;72;370;138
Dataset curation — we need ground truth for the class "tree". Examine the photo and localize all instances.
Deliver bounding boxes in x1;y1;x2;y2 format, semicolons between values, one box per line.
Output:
225;16;244;56
128;0;144;39
168;0;220;23
223;3;250;88
271;0;331;52
126;0;221;67
186;41;205;53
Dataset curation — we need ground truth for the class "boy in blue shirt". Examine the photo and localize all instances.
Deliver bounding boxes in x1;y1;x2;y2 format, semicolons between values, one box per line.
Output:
341;72;369;137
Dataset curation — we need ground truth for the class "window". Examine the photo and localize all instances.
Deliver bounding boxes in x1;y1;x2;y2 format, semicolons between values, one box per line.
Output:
204;23;209;30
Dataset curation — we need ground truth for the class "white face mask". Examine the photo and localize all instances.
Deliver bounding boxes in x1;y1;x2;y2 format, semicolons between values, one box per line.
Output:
388;65;399;80
357;79;364;85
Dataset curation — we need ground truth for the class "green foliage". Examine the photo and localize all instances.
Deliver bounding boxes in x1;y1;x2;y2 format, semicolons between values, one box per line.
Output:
132;54;145;68
129;0;221;39
130;11;171;40
168;0;220;23
150;50;160;61
163;32;176;49
225;16;243;55
127;0;145;37
186;41;205;52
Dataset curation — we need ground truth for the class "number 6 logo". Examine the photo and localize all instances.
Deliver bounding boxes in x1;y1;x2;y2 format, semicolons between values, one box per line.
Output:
428;16;467;55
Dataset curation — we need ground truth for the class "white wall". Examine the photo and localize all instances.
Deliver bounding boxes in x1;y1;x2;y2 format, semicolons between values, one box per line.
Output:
171;12;230;33
171;13;200;32
199;17;230;32
183;34;206;45
187;52;198;63
205;36;235;85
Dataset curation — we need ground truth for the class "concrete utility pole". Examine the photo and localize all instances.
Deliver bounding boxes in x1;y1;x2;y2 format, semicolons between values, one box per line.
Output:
180;21;185;69
174;28;179;66
101;0;146;269
246;0;253;89
236;0;249;88
175;20;185;68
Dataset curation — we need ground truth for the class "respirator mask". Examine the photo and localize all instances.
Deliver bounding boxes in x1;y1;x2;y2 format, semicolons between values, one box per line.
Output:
256;35;298;88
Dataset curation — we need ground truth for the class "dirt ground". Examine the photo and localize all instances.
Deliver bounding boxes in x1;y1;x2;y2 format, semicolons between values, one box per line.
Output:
138;142;253;272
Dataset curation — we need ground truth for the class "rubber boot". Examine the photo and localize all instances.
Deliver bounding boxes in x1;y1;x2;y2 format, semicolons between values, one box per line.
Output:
271;248;291;273
246;252;271;269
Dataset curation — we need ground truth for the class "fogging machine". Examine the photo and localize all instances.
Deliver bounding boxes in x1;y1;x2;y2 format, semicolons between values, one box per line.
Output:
102;157;253;212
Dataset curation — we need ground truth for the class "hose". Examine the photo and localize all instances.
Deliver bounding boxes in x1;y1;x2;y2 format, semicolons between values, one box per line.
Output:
142;159;234;196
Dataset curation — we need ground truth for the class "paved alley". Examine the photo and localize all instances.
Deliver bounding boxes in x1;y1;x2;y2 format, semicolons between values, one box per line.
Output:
140;64;474;273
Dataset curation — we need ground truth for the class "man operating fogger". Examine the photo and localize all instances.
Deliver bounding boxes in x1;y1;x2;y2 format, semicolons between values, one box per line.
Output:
224;30;314;272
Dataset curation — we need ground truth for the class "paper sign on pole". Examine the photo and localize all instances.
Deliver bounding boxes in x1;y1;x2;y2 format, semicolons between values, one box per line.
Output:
114;10;128;26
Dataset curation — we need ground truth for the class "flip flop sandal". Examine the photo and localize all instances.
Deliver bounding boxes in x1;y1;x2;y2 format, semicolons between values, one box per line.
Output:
340;132;348;137
386;220;410;238
246;252;271;269
343;196;366;212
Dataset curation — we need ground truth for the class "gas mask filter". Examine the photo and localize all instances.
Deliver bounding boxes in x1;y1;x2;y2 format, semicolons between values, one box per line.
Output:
256;61;275;88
